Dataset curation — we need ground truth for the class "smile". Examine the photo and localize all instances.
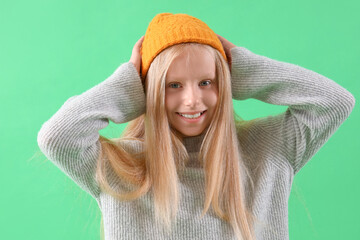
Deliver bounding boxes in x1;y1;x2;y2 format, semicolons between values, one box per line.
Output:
176;110;206;119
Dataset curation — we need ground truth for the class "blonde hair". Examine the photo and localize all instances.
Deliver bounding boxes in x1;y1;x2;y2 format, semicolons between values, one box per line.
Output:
96;42;258;240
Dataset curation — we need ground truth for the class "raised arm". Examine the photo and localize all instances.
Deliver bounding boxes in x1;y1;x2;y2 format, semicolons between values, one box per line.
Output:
230;46;355;175
37;62;146;199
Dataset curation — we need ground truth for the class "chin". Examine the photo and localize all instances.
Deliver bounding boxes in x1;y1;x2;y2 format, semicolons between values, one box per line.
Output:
179;130;204;137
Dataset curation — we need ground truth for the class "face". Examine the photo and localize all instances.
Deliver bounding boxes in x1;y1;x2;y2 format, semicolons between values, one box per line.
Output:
165;47;218;137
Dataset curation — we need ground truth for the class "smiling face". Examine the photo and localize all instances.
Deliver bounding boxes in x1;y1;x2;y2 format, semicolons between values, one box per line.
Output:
165;46;218;137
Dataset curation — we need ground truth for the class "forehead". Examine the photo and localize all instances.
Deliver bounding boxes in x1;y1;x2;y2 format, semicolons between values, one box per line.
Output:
166;47;216;81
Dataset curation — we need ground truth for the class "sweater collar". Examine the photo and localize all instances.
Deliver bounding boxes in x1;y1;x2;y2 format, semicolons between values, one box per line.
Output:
182;129;207;153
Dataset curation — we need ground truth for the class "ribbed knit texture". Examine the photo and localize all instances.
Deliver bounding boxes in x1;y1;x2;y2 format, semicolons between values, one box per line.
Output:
37;46;355;240
140;13;227;78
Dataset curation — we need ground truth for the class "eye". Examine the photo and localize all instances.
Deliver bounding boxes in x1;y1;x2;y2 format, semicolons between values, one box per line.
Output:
168;82;181;88
200;80;212;86
167;80;212;88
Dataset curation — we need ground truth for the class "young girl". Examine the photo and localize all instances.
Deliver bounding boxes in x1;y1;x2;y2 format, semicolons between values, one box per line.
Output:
37;13;355;240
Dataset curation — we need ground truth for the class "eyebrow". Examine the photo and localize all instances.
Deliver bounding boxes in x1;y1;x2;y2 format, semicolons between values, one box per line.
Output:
167;74;215;81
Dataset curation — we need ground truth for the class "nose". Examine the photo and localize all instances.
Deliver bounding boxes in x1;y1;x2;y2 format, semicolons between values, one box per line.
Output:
183;85;200;107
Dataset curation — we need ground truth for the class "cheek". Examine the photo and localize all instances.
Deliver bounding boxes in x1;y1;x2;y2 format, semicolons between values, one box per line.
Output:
165;93;176;112
206;91;219;107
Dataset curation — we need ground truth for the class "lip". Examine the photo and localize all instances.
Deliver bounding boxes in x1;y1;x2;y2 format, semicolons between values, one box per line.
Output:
176;110;206;114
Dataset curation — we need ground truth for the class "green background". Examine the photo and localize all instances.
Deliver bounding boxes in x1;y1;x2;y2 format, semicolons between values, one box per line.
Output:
1;0;359;239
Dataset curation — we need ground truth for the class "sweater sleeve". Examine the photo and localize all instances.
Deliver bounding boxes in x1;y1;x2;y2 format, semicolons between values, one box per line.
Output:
231;46;355;175
37;62;146;199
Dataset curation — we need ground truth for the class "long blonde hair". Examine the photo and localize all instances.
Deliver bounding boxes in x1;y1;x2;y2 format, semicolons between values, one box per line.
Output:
96;42;257;240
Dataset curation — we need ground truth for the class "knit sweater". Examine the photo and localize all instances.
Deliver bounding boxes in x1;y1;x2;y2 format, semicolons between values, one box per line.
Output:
37;46;355;240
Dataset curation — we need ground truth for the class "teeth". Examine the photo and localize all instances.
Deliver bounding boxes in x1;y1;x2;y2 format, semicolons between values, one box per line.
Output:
179;111;204;119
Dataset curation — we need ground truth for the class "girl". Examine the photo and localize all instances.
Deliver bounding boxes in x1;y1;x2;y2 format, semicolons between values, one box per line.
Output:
37;13;355;240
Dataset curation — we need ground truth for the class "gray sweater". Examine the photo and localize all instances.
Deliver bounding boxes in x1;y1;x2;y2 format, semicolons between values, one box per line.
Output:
37;46;355;240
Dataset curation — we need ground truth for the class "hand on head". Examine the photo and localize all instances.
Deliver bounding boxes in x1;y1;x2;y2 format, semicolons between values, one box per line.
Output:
216;34;236;71
129;35;145;81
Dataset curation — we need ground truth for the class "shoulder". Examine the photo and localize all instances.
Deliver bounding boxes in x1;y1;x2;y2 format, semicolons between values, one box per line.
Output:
111;137;145;155
235;117;294;174
235;119;259;145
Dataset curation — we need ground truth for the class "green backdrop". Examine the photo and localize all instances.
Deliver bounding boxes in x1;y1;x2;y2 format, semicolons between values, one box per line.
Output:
1;0;359;239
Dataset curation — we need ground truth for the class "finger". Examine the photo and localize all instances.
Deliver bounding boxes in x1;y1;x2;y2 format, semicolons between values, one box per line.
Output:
136;36;145;46
216;34;223;43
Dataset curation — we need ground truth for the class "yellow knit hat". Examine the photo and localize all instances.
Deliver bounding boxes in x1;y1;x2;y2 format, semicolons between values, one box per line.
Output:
140;13;227;79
